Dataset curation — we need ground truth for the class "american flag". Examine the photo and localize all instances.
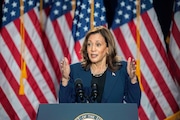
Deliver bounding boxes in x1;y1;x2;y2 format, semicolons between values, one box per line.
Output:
45;0;75;65
0;0;73;119
168;0;180;87
72;0;107;61
110;0;180;119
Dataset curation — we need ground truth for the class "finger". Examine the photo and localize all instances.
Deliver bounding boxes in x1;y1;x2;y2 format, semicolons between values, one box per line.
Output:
64;57;69;66
60;59;64;65
127;57;132;69
127;57;133;76
131;58;136;69
132;69;136;74
60;59;65;69
60;58;67;71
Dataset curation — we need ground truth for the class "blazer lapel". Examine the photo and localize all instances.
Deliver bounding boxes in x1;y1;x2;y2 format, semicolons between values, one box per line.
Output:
102;69;118;102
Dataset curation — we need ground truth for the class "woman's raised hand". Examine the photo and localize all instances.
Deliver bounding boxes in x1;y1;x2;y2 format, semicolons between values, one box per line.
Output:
60;57;70;86
127;57;138;84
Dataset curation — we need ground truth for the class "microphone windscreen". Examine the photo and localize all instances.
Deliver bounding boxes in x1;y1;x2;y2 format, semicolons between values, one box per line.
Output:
75;78;83;89
91;79;98;84
75;78;82;85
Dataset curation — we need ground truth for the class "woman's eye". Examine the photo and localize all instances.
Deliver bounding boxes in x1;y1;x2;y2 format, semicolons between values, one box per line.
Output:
87;43;91;46
96;43;101;47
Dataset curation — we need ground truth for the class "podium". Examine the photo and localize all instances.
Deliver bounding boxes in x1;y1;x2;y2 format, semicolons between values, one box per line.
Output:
36;103;138;120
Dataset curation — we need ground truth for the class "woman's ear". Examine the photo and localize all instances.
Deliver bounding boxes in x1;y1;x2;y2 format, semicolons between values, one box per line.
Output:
106;48;109;55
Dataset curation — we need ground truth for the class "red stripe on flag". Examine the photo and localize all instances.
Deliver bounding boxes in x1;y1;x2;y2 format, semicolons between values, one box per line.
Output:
171;19;180;48
141;13;168;64
0;88;20;120
141;74;166;119
74;41;82;61
168;17;180;85
113;28;132;59
65;12;73;31
113;21;166;119
132;24;179;113
52;20;72;63
138;105;149;120
168;52;180;84
41;31;61;84
128;21;165;118
65;12;74;62
141;13;180;112
18;10;57;98
1;27;48;103
41;21;62;84
42;8;62;84
0;54;36;119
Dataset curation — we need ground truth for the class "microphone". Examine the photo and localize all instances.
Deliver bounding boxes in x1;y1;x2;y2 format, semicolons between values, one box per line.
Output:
91;82;98;102
75;79;85;102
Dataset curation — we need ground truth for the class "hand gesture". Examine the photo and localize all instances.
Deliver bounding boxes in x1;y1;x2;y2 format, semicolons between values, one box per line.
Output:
60;57;70;86
127;57;137;84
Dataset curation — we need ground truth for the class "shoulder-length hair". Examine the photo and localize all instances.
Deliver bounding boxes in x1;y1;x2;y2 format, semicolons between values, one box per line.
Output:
80;26;122;72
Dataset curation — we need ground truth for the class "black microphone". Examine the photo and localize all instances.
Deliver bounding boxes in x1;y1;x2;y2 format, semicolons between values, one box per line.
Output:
75;79;85;102
91;82;98;102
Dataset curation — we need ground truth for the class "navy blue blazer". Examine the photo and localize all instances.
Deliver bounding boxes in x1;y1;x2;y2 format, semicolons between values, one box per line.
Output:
59;61;141;106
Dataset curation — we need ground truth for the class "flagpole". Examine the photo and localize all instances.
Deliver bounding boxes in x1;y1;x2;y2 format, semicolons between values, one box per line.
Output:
136;0;143;91
90;0;94;29
72;0;76;11
40;0;43;30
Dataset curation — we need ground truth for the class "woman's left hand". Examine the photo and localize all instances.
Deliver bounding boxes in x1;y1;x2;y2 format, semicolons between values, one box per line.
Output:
127;57;138;84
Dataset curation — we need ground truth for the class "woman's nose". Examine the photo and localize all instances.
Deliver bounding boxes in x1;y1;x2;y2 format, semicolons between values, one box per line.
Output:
91;45;96;51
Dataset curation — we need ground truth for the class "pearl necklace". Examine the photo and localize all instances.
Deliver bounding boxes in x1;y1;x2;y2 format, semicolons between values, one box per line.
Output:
91;65;108;77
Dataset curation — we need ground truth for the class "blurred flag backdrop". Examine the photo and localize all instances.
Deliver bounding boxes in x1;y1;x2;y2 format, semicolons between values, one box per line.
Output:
0;0;180;120
168;0;180;87
0;0;73;119
71;0;107;61
110;0;180;119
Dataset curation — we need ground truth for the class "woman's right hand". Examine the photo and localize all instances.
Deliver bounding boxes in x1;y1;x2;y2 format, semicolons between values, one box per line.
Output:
60;57;70;86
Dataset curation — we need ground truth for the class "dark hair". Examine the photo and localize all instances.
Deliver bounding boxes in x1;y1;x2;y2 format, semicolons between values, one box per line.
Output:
80;26;122;72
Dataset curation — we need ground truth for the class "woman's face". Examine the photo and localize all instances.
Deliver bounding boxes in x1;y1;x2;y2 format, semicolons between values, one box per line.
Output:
87;33;108;65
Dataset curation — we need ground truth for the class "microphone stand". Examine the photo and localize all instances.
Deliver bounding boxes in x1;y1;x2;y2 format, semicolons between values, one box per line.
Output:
90;83;98;103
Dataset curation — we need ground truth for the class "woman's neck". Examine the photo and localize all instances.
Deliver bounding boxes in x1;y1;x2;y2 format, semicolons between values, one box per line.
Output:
91;62;108;75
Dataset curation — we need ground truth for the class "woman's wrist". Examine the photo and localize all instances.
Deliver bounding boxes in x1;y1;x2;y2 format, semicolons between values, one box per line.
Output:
61;76;70;86
131;76;138;84
63;75;70;80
